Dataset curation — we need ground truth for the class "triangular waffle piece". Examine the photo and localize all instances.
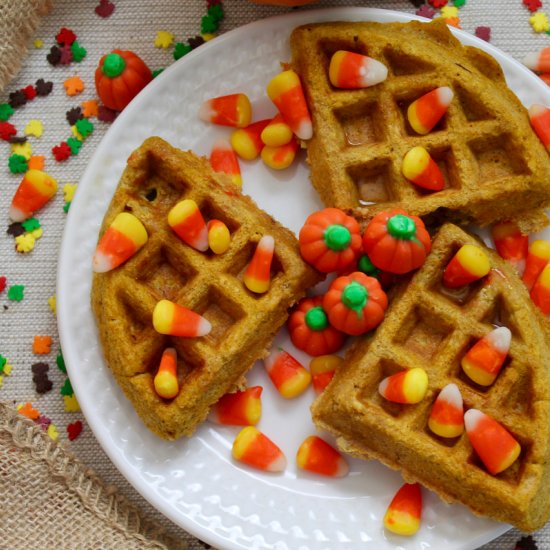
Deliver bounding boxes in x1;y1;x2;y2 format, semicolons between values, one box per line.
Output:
290;19;550;232
312;223;550;531
92;137;321;440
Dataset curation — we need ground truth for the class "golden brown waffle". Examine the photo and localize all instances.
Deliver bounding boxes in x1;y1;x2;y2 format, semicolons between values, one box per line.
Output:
290;19;550;233
91;137;321;440
312;223;550;531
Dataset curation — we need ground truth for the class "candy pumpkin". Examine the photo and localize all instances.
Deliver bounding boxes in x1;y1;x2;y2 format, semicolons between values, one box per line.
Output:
95;50;152;111
323;272;388;336
362;209;431;274
299;208;362;273
288;296;345;356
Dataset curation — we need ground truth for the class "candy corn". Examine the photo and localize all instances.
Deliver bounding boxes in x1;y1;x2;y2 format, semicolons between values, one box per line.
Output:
384;483;422;536
296;435;349;477
243;235;274;294
401;146;445;191
309;354;343;394
152;299;211;337
531;264;550;314
428;383;464;438
209;386;262;426
461;327;511;386
523;240;550;291
464;409;521;475
491;221;528;272
264;348;311;398
528;104;550;151
261;138;299;170
260;113;293;147
92;212;148;272
153;348;179;399
207;219;230;254
230;119;270;160
209;139;242;187
167;199;208;252
442;244;491;288
9;169;58;222
524;47;550;73
328;50;388;89
407;86;453;135
232;426;286;472
198;93;252;128
266;70;312;140
378;368;428;404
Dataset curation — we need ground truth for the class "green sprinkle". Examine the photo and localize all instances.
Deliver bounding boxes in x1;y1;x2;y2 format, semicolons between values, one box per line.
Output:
453;0;466;6
63;201;71;213
208;4;224;22
75;118;94;138
0;103;14;121
7;285;24;302
8;154;28;174
56;352;67;374
60;377;73;396
67;137;82;155
152;68;164;78
0;355;6;374
70;41;87;62
201;15;219;34
173;42;192;60
22;218;40;232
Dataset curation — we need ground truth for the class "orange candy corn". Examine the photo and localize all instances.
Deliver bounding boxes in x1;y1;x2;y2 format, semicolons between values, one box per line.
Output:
10;169;58;222
309;354;344;394
524;47;550;73
198;93;252;128
209;386;263;426
261;137;299;170
152;299;211;337
491;221;528;272
296;435;349;477
428;383;464;438
209;138;242;187
260;113;293;147
407;86;453;135
523;240;550;291
401;146;445;191
92;212;148;272
384;483;422;536
207;219;230;255
528;104;550;151
264;348;311;398
243;235;274;293
266;70;312;140
461;327;511;386
531;264;550;314
153;348;179;399
442;244;491;288
378;367;428;404
464;409;521;475
167;199;208;252
231;119;270;160
328;50;388;89
232;426;286;472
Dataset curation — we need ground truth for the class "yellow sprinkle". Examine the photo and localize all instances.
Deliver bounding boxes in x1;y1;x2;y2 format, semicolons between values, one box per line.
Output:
4;362;12;376
201;33;216;41
0;376;3;388
16;404;22;411
440;5;458;18
63;183;78;203
31;228;43;240
11;141;32;160
154;30;174;48
48;296;57;314
34;39;43;49
25;119;43;138
64;394;80;412
70;125;84;141
530;12;549;33
47;424;59;440
15;233;36;253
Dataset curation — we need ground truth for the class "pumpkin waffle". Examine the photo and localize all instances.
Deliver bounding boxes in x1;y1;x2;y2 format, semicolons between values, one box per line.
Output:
91;137;321;440
312;223;550;531
290;19;550;233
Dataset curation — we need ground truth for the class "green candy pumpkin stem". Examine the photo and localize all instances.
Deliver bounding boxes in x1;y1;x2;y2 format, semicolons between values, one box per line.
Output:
305;306;329;331
102;53;126;78
324;224;351;251
341;281;368;317
387;214;417;240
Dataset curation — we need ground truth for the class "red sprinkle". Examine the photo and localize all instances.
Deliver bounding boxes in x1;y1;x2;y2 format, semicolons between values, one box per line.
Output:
52;142;72;161
23;85;37;100
523;0;543;12
475;26;491;42
0;277;6;293
428;0;448;6
0;122;16;141
56;27;77;46
95;0;115;17
67;420;83;441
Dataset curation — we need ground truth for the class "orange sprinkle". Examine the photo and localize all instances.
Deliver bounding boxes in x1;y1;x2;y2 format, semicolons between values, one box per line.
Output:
18;402;40;420
28;156;45;170
33;335;52;355
64;76;85;97
81;99;99;118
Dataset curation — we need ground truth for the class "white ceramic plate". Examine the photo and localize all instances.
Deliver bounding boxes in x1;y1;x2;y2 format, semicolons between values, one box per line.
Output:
58;8;550;550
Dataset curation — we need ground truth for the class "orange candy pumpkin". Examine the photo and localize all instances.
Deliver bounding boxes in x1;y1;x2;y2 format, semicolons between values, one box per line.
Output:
323;272;388;336
95;50;152;111
288;296;345;357
362;209;431;274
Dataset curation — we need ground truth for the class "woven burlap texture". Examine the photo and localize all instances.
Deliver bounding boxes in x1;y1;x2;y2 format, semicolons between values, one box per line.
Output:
0;0;52;93
0;401;187;550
